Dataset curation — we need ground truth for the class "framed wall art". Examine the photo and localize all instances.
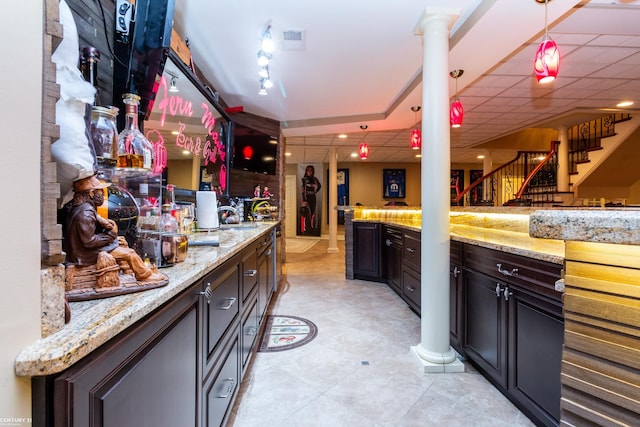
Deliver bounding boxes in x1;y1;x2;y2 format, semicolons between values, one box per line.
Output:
383;169;406;199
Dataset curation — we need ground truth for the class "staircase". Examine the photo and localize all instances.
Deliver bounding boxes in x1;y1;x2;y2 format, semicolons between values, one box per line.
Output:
457;113;638;207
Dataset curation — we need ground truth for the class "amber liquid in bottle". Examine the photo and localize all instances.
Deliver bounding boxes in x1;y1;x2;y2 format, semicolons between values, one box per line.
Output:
117;93;153;171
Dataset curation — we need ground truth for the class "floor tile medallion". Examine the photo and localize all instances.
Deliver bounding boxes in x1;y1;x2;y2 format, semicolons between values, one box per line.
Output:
258;315;318;352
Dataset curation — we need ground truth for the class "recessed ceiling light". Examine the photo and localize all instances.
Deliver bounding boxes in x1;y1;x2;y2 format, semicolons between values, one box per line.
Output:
338;134;347;139
171;130;179;135
182;150;190;155
617;100;634;107
477;155;485;159
350;152;358;158
415;154;422;158
285;152;292;157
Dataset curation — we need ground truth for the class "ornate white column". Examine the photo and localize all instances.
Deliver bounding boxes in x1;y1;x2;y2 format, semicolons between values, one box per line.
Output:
557;126;570;192
412;8;464;373
328;147;339;253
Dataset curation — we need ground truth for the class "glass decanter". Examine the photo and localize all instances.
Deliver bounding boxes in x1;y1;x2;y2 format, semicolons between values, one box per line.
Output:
117;93;154;171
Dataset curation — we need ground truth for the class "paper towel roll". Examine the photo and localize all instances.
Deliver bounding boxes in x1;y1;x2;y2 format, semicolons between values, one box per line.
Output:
196;191;219;230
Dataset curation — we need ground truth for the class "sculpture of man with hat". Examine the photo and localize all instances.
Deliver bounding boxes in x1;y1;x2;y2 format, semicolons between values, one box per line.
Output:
63;175;167;293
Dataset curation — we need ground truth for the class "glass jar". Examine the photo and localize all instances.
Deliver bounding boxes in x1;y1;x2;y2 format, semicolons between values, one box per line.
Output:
159;204;179;233
117;93;154;171
90;106;119;169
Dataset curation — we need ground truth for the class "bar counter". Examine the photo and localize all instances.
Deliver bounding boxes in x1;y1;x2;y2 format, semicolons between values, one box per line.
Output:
15;222;278;377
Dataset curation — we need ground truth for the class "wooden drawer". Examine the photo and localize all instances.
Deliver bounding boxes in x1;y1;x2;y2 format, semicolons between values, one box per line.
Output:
204;334;240;427
241;244;258;302
402;267;421;311
450;240;463;267
203;262;240;361
384;225;403;243
463;244;562;300
403;231;421;271
241;298;259;371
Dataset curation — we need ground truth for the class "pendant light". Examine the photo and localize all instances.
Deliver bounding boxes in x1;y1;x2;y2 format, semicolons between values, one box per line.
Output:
359;125;369;159
533;0;560;83
450;69;464;128
410;106;421;150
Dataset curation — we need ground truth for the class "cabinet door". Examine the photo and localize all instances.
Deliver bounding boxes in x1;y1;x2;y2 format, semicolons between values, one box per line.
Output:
383;227;403;294
51;285;200;427
463;268;508;388
508;287;563;426
257;243;273;324
449;241;464;354
353;223;382;280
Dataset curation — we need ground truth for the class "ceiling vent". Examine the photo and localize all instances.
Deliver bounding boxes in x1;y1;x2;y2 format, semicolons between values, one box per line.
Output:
282;30;305;50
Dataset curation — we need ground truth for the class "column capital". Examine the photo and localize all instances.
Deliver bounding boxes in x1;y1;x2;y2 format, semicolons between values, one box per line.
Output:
414;8;460;35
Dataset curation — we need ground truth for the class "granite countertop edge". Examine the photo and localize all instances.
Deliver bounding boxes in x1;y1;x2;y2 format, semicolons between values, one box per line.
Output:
15;222;277;377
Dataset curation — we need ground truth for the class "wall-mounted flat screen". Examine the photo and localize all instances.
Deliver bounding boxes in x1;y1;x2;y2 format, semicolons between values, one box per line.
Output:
231;123;278;175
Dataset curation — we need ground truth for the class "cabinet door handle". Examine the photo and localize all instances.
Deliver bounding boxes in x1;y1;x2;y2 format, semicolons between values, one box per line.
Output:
496;263;518;277
245;325;258;336
218;378;236;398
198;283;213;304
406;285;415;292
503;288;513;301
495;283;502;298
406;247;415;253
453;266;460;277
244;269;257;277
265;249;272;256
219;297;237;310
385;239;392;247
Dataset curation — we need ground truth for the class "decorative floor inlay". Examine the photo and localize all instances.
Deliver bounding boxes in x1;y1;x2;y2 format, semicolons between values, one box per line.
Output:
258;315;318;352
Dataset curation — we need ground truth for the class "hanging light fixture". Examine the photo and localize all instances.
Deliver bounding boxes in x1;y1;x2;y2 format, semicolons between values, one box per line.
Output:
533;0;560;83
410;106;421;150
450;69;464;128
261;25;274;53
359;125;369;159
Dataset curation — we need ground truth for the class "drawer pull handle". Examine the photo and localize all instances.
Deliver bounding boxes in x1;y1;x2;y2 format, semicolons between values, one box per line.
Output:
496;263;518;277
245;269;257;277
406;285;415;292
265;249;272;256
198;283;213;304
495;283;502;298
219;297;237;310
218;378;236;398
406;248;415;253
245;325;258;336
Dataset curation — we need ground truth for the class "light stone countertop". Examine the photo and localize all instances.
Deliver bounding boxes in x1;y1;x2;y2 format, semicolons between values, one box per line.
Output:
15;222;277;377
530;209;640;245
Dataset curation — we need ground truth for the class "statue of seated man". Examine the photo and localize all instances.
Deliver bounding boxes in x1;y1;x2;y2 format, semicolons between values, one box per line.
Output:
63;175;164;283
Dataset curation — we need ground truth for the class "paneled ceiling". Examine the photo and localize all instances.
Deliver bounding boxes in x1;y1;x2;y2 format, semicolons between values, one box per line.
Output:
166;0;640;166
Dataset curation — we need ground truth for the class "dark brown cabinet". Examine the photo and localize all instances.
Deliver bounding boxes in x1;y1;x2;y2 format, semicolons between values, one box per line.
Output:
463;244;563;427
33;229;278;427
383;226;403;294
449;240;464;354
402;230;421;313
353;222;382;281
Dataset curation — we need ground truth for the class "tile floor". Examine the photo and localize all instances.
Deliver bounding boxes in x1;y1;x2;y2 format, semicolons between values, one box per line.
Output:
228;239;535;427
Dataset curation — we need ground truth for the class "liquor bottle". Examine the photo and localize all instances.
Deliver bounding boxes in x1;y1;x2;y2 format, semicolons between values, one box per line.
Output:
90;106;119;169
80;46;101;106
117;93;154;170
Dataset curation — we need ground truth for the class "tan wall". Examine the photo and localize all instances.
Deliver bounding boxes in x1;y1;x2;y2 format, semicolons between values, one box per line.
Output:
167;159;195;189
1;1;43;420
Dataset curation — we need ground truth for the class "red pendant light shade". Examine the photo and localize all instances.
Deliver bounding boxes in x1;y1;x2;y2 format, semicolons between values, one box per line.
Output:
534;37;559;83
359;142;369;159
534;0;560;84
449;69;464;128
410;129;421;150
450;99;464;128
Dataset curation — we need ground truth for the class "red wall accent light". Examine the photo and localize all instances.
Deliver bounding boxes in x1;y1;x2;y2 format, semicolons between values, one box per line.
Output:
359;142;369;159
242;145;253;160
410;129;421;150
